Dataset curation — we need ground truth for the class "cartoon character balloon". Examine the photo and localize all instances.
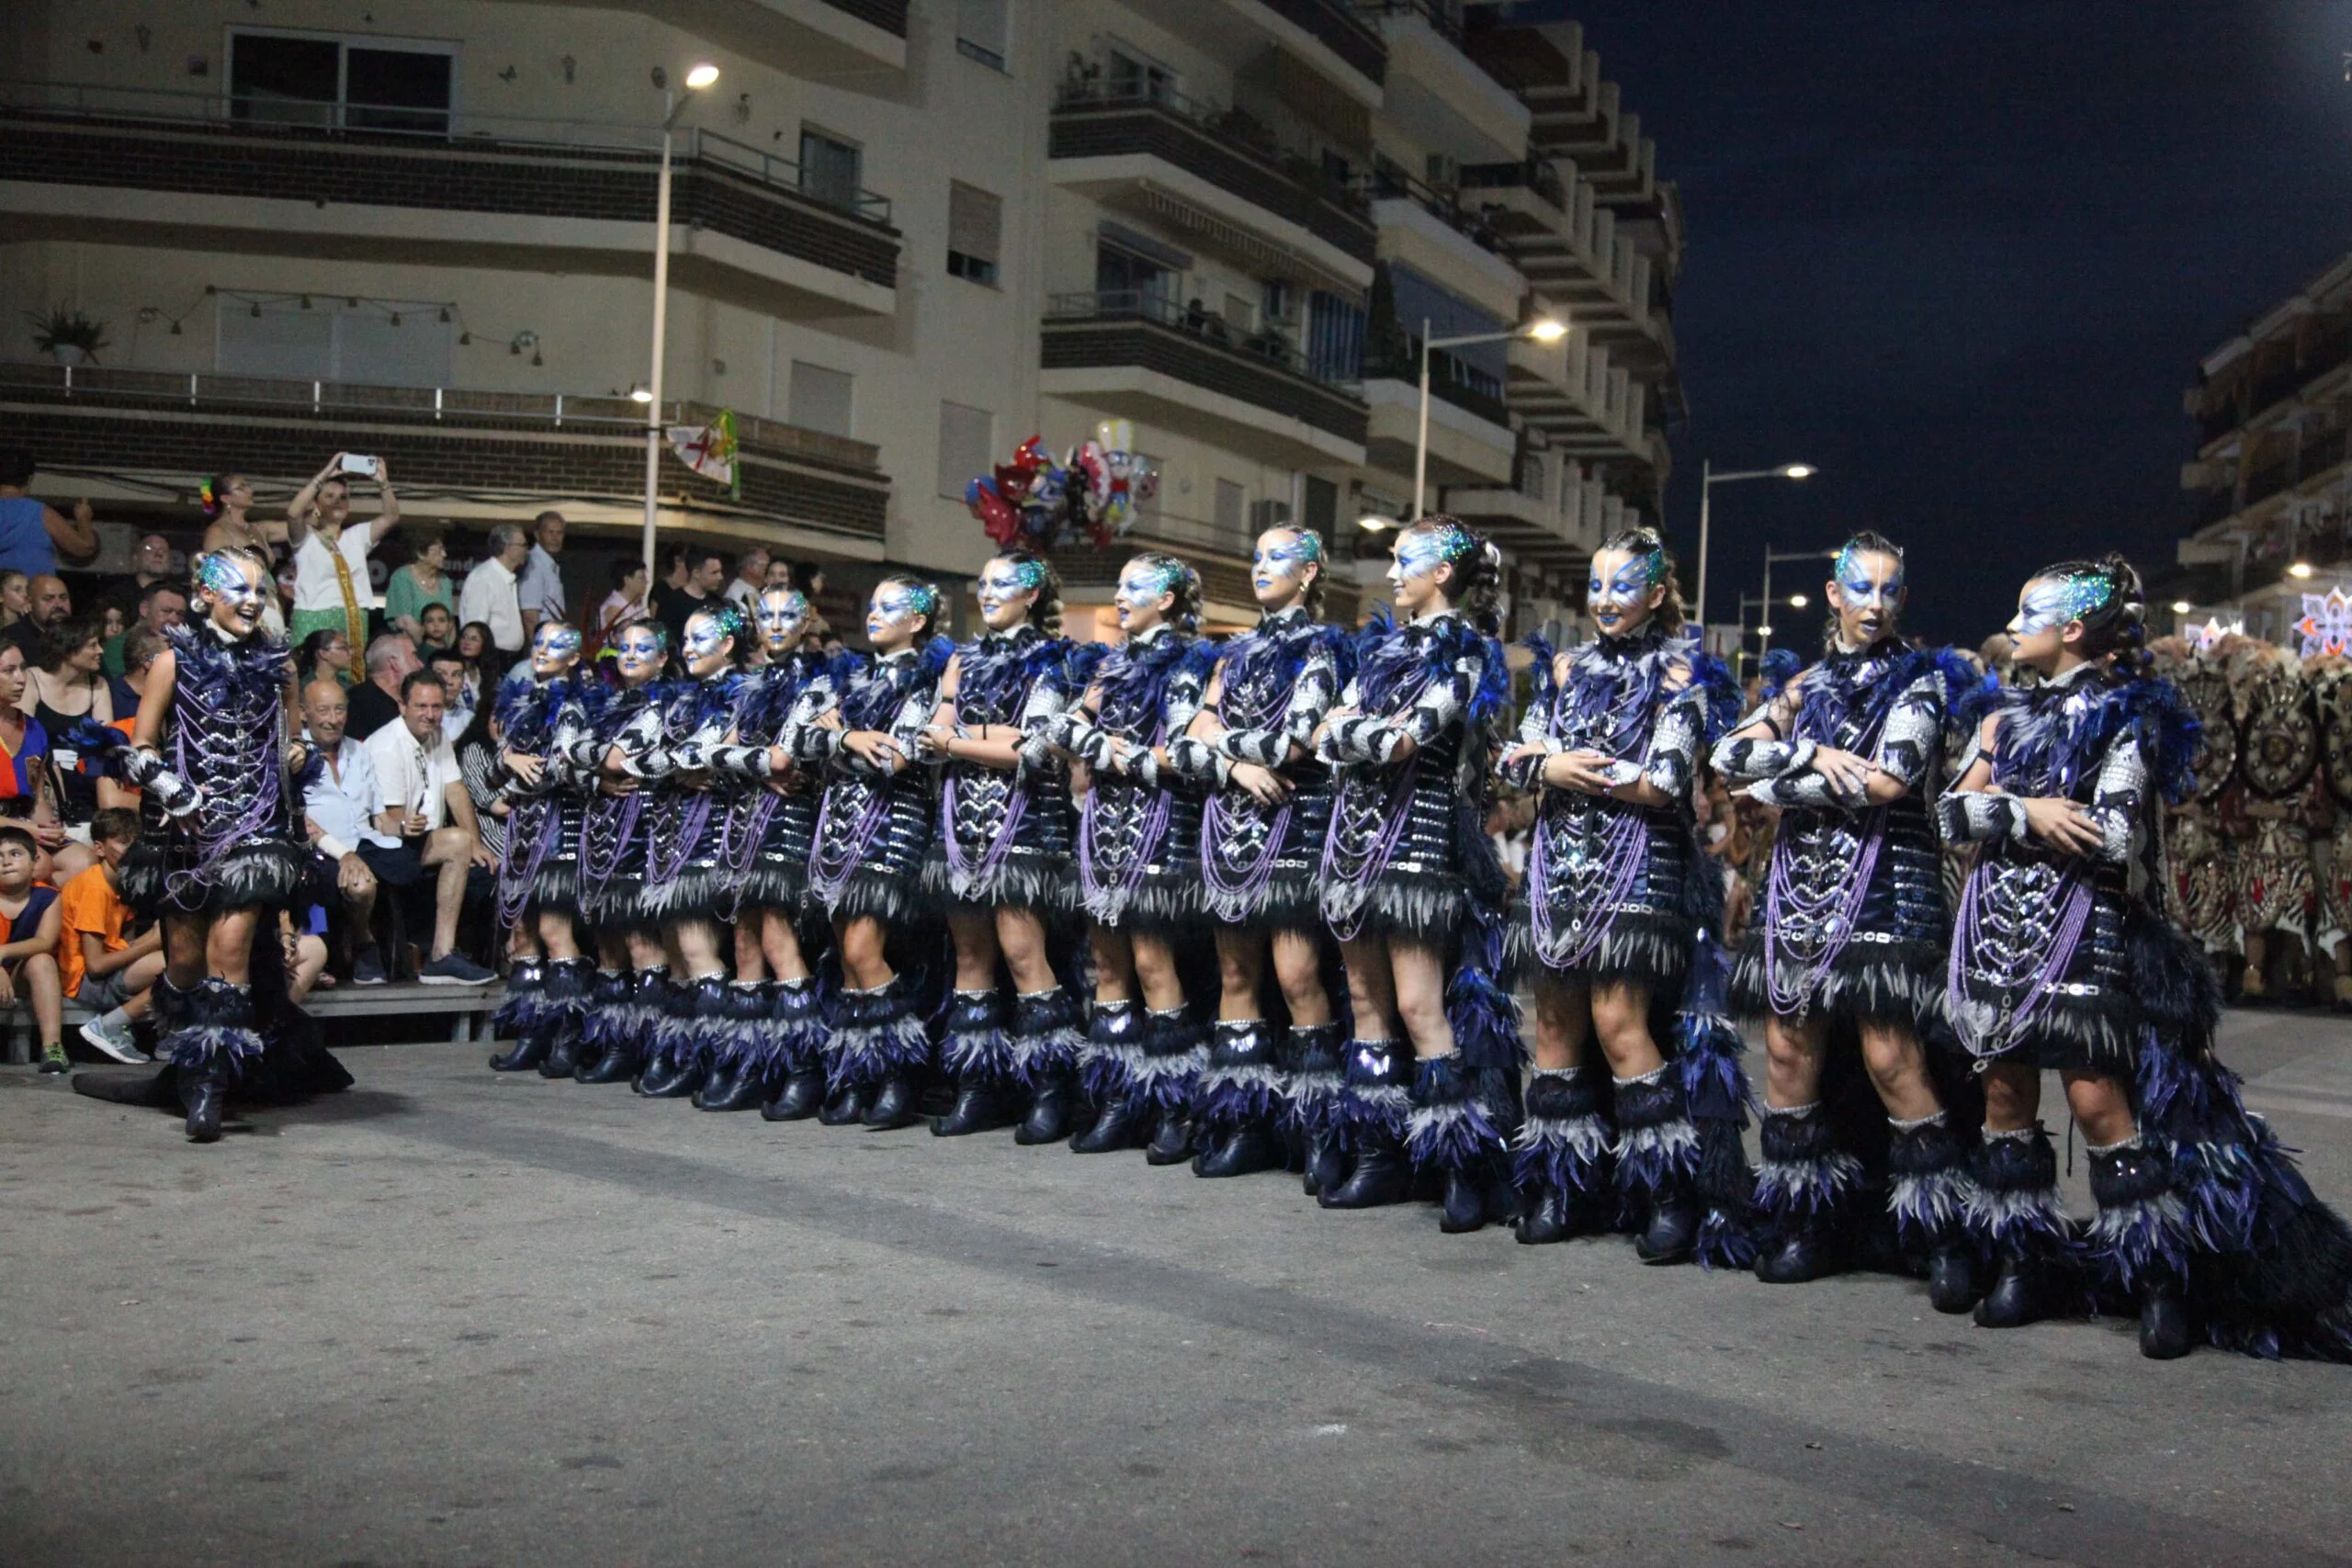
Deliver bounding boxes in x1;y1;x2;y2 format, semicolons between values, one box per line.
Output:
962;424;1160;550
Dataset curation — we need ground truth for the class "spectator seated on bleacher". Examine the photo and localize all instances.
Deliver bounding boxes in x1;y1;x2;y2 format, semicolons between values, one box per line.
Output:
0;824;65;1073
62;807;164;1065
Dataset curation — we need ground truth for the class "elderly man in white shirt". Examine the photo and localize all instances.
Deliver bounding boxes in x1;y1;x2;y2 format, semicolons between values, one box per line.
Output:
458;524;530;655
722;544;770;617
299;678;399;985
517;510;568;638
364;669;497;984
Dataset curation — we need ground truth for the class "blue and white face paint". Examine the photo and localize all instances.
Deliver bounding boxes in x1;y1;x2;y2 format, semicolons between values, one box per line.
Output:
196;551;267;637
1387;522;1476;615
1830;545;1905;647
684;608;741;671
1587;547;1663;637
977;558;1046;629
867;581;937;647
613;624;667;682
1251;529;1321;604
529;621;582;678
1114;558;1185;631
2008;574;2110;640
755;590;810;654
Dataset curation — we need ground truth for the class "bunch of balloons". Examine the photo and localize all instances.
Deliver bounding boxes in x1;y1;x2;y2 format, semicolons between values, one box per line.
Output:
966;420;1161;551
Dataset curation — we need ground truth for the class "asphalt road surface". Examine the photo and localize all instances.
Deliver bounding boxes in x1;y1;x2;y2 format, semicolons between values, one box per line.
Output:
7;1007;2352;1567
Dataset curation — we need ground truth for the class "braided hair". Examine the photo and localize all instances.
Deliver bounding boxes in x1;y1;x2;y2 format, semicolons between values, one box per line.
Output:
1594;525;1687;633
2029;552;2149;683
1125;550;1203;633
991;548;1064;636
1401;513;1505;636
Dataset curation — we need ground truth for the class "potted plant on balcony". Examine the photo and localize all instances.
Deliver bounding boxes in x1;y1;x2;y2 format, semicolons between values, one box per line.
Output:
25;307;109;367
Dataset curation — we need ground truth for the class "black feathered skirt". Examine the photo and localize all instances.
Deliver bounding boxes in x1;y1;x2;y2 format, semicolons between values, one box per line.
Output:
1731;802;1947;1037
723;785;819;916
813;768;937;927
1515;794;1693;996
1200;768;1334;935
122;832;307;919
1319;756;1471;948
1946;852;2142;1074
1078;776;1203;935
501;794;585;921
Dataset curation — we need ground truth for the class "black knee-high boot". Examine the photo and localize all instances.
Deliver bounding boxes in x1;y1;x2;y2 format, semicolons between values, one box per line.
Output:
1612;1066;1702;1263
488;958;547;1071
1512;1066;1613;1245
1070;998;1146;1152
1969;1124;2072;1328
1136;1007;1206;1165
1012;987;1086;1144
933;988;1020;1136
1405;1050;1504;1233
164;977;263;1144
1319;1039;1413;1209
1751;1101;1865;1283
1887;1111;1983;1313
696;979;778;1111
1192;1020;1283;1178
640;973;720;1099
2088;1135;2194;1359
578;966;661;1085
1290;1022;1348;1197
534;958;593;1078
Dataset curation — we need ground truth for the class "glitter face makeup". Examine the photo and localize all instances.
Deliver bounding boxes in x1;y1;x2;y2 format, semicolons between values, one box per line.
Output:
977;558;1046;622
197;553;266;632
1588;548;1661;632
1115;558;1186;618
2009;574;2111;638
531;622;581;674
614;626;666;680
684;611;735;663
1835;544;1905;610
867;581;937;643
755;590;809;649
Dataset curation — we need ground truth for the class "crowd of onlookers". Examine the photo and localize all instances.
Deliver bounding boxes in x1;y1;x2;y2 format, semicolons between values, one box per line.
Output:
0;446;838;1074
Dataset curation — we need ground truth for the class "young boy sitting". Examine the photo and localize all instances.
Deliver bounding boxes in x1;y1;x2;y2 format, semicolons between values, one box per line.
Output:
0;824;66;1072
62;807;165;1064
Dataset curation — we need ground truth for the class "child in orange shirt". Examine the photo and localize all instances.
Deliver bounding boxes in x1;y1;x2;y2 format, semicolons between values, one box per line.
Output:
61;807;164;1063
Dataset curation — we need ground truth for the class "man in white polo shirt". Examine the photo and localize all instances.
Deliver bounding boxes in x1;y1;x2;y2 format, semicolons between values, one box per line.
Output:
298;677;397;985
364;670;495;985
458;524;530;655
287;451;402;651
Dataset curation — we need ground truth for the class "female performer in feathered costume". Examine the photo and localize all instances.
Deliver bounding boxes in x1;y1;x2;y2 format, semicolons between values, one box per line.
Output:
1498;526;1752;1264
1312;515;1521;1234
1046;552;1216;1158
916;550;1086;1138
693;588;828;1114
116;545;335;1141
485;618;600;1077
566;616;676;1087
629;603;753;1102
1711;531;1980;1306
1943;554;2352;1359
793;575;952;1129
1171;526;1352;1187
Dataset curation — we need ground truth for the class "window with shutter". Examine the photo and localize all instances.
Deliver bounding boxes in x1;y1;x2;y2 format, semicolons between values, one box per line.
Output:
798;128;864;211
938;401;995;501
947;182;1002;287
790;361;854;438
956;0;1010;70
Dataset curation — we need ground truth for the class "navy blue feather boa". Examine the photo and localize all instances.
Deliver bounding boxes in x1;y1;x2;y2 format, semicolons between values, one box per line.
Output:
827;637;954;732
730;650;821;739
1785;640;1974;748
1090;632;1217;736
956;626;1073;717
494;671;602;750
1977;671;2200;805
1216;613;1355;695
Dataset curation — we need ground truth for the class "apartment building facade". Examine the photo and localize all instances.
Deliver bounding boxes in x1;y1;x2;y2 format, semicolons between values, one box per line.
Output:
1;0;1681;637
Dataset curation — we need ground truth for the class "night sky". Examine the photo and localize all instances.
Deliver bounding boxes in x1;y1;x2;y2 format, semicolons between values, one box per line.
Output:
1559;1;2352;645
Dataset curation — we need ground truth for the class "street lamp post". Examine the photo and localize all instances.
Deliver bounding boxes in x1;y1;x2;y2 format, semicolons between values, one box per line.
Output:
1693;460;1816;649
640;62;719;583
1758;546;1838;660
1414;316;1566;520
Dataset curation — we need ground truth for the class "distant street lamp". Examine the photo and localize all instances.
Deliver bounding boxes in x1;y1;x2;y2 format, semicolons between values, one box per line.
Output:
2290;560;2316;580
1694;461;1815;637
1758;544;1839;660
1414;317;1566;521
640;62;719;581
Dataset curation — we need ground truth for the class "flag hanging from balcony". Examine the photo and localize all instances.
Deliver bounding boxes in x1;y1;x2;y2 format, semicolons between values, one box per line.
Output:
669;409;741;499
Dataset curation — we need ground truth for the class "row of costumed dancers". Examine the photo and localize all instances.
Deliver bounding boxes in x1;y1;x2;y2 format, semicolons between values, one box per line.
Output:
118;520;2352;1363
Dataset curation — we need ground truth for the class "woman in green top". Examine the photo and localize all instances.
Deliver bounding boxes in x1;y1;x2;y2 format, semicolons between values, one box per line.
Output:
385;528;455;643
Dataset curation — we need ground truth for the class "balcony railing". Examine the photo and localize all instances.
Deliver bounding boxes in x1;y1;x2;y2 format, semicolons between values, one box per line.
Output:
1460;158;1567;212
820;0;909;36
1050;75;1374;264
0;362;889;542
0;81;902;288
1257;0;1389;85
1363;342;1510;428
1042;291;1368;446
1365;162;1503;255
1355;0;1467;44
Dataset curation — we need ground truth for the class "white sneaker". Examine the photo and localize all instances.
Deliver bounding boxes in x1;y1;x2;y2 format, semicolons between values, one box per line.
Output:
78;1010;146;1065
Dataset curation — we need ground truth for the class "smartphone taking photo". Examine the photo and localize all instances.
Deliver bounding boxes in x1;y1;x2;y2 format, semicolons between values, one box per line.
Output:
339;453;381;479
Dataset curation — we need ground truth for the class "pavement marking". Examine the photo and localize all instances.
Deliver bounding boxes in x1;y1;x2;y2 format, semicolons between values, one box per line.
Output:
380;1096;2352;1568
